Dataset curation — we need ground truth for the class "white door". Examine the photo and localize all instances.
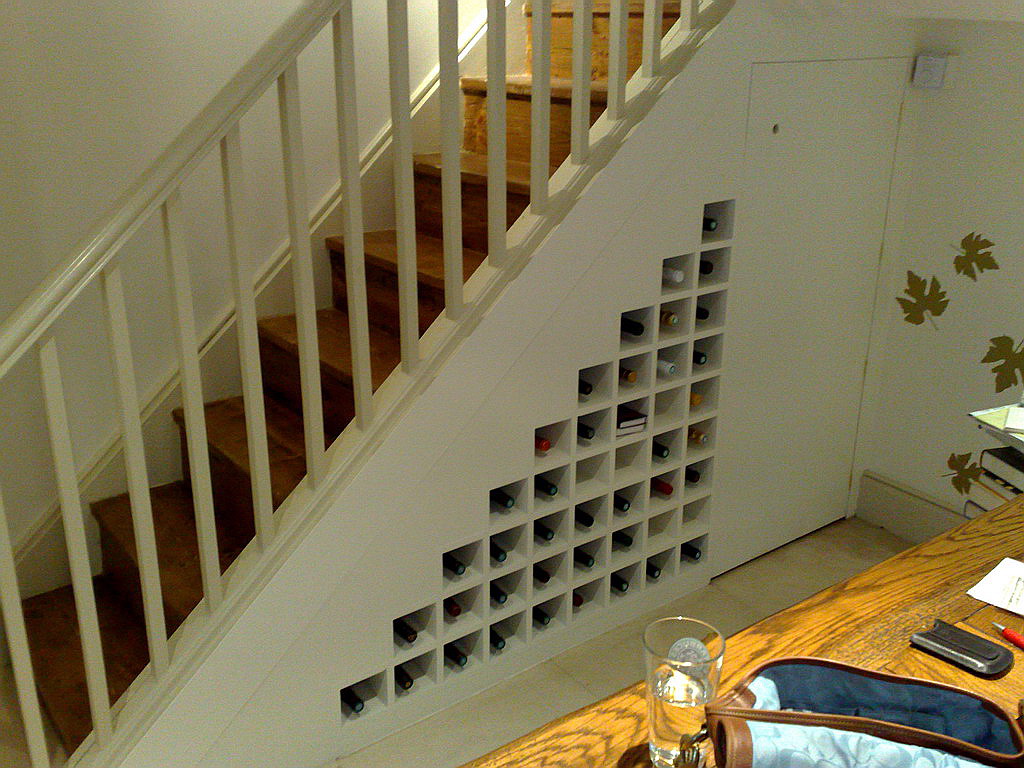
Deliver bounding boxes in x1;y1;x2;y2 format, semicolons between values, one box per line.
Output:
711;58;908;573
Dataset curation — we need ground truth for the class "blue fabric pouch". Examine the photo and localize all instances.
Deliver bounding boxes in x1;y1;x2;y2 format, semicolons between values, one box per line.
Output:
705;658;1024;768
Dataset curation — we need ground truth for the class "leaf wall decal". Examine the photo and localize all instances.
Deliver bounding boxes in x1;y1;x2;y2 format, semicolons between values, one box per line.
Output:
981;335;1024;393
953;232;999;281
896;270;949;328
945;452;983;495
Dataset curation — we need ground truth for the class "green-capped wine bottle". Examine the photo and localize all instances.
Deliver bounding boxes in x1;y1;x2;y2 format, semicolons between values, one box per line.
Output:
647;561;662;580
490;541;508;563
653;441;670;459
490;583;508;604
613;493;631;512
443;552;466;576
578;422;596;440
693;349;708;366
490;488;515;508
573;547;595;568
611;573;630;593
612;530;633;548
575;507;595;528
534;521;555;541
490;628;507;651
340;687;365;714
533;606;552;626
535;475;558;496
621;316;645;337
681;542;703;561
534;564;552;584
444;643;468;667
703;216;718;232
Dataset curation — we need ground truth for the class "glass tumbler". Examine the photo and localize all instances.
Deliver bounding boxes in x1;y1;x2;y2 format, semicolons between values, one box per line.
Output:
643;617;725;768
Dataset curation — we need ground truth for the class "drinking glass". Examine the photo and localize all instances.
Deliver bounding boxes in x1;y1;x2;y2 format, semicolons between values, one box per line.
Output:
643;617;725;768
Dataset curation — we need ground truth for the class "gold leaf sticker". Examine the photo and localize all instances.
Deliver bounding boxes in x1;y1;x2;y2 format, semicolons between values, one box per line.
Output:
896;271;948;328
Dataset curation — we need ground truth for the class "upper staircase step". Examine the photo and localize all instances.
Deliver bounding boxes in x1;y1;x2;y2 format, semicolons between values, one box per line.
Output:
413;151;533;196
23;576;149;753
460;75;609;104
524;0;681;15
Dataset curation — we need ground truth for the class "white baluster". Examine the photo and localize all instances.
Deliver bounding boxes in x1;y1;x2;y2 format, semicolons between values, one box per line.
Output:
333;4;374;426
220;127;275;546
486;0;507;266
685;0;700;29
39;339;113;744
606;0;628;120
438;0;465;317
0;484;51;768
642;0;665;77
278;62;328;481
163;192;224;609
386;0;421;371
529;0;552;213
101;266;169;674
570;0;593;164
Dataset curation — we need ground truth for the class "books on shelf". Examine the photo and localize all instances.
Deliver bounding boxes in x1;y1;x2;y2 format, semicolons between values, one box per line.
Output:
981;446;1024;493
616;405;647;437
967;470;1021;513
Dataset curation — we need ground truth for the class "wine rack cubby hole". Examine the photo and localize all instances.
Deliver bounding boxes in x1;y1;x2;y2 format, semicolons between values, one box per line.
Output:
344;199;733;723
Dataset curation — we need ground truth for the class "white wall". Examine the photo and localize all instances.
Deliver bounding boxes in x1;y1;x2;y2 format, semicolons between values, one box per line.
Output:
855;19;1024;521
112;5;925;766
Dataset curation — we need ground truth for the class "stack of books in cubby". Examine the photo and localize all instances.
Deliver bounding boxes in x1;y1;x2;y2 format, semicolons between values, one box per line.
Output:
967;405;1024;517
336;199;734;725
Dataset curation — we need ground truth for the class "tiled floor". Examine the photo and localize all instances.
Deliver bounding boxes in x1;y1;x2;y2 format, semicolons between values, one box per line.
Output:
0;517;909;768
329;518;910;768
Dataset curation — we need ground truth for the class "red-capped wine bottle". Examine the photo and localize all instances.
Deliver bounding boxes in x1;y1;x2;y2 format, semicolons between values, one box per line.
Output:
575;507;595;528
693;349;708;366
652;478;674;496
573;547;595;568
572;590;585;608
490;488;515;508
491;583;508;604
340;687;365;714
535;521;555;541
535;435;552;453
653;441;670;459
685;467;702;484
534;564;552;584
443;552;466;576
443;597;462;617
490;628;506;651
696;305;711;321
699;259;714;275
579;378;594;396
533;606;552;626
393;618;418;645
611;573;630;593
613;493;631;512
578;422;596;440
395;665;414;691
681;542;703;561
621;316;645;337
647;561;662;580
612;530;633;548
444;642;468;667
703;216;719;232
535;475;558;496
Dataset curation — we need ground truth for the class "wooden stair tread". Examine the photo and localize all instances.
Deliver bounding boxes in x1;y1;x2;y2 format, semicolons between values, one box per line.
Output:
23;576;149;753
172;396;308;507
525;0;681;14
259;307;402;392
461;75;609;104
325;230;487;293
90;482;244;626
413;151;533;196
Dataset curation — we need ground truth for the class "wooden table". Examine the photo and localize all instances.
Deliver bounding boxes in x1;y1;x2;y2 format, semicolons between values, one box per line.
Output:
462;498;1024;768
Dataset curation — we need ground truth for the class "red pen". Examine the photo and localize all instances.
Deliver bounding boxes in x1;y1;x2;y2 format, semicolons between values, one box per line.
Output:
992;622;1024;651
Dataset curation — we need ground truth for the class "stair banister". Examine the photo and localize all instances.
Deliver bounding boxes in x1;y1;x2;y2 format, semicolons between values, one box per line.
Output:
439;0;467;318
529;0;552;213
643;0;666;76
570;0;595;163
606;0;629;119
486;0;508;265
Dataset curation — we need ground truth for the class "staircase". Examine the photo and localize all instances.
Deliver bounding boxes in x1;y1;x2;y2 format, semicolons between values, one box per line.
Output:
20;1;682;756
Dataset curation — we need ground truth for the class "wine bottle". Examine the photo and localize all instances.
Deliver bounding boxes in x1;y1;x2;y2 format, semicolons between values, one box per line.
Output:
443;552;466;576
393;618;418;645
575;507;595;528
611;573;630;593
340;687;365;714
703;216;719;232
613;493;631;512
577;422;596;441
653;441;670;459
663;266;686;285
490;628;507;651
443;597;462;617
681;542;703;561
534;564;552;584
699;259;714;275
693;349;708;366
621;317;645;337
395;665;414;691
660;310;679;328
696;305;711;321
688;427;709;445
535;435;552;453
612;530;633;548
490;488;515;509
534;521;555;541
491;582;508;604
444;642;468;667
689;391;704;408
578;378;594;396
685;467;702;484
535;475;558;496
572;590;585;608
620;366;638;383
657;358;677;377
573;547;595;568
490;541;508;563
652;478;674;496
533;606;552;626
647;561;662;580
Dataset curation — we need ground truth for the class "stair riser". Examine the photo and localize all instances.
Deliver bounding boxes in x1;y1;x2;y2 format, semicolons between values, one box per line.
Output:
414;174;530;254
329;251;443;337
177;428;262;538
525;12;678;80
258;333;357;438
462;91;605;167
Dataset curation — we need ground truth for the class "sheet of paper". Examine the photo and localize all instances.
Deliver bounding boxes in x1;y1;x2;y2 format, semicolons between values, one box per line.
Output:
968;557;1024;616
1005;406;1024;434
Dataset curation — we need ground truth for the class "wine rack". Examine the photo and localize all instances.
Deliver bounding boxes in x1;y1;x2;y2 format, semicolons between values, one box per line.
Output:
344;199;732;727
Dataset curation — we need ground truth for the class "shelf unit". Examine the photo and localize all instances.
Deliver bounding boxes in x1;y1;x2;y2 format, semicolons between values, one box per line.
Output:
341;199;733;722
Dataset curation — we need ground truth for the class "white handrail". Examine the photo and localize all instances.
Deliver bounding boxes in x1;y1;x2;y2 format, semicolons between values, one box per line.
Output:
0;0;342;384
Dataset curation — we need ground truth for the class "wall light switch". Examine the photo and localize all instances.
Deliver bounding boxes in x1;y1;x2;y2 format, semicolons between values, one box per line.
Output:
913;53;948;89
